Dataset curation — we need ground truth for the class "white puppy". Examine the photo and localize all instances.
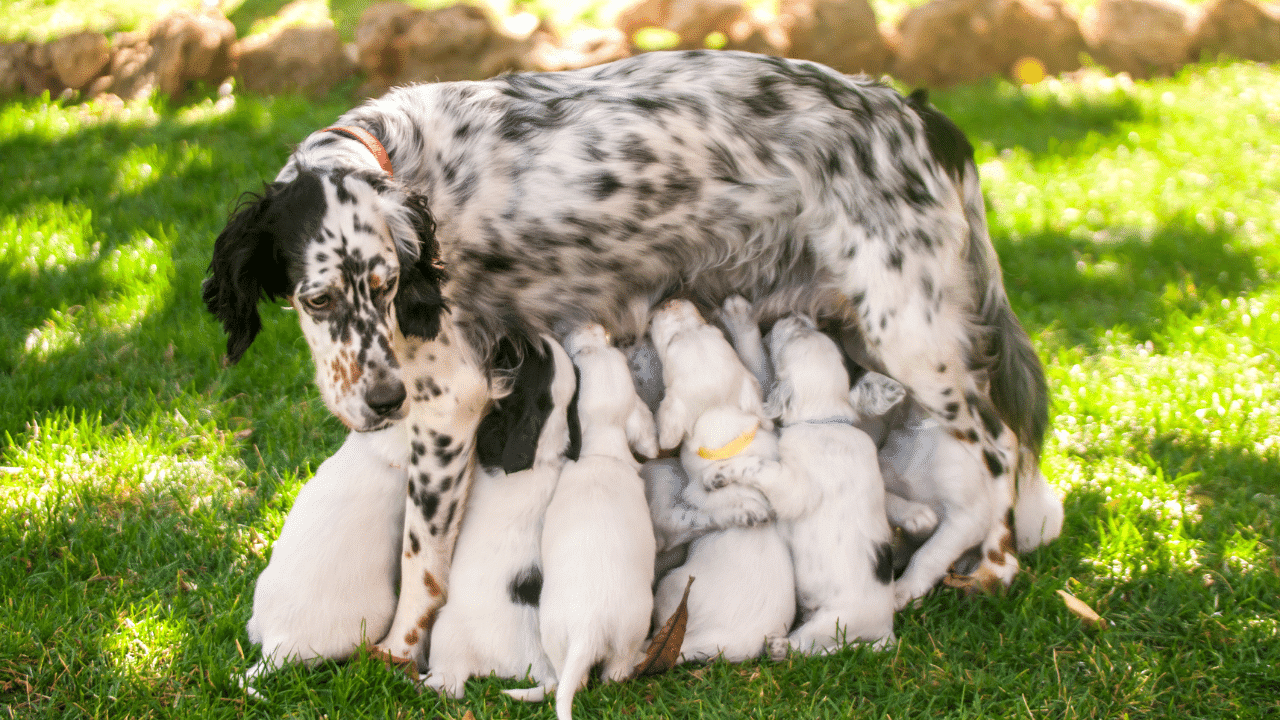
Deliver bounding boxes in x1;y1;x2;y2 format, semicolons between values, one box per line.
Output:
244;423;408;685
424;336;578;698
650;439;794;664
649;298;769;450
507;324;657;720
849;371;1063;608
700;315;896;654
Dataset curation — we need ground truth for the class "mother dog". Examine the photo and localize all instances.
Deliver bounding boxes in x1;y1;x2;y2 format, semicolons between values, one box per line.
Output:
204;50;1049;667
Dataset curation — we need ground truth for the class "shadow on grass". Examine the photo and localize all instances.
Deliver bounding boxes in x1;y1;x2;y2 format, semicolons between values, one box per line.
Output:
928;79;1145;159
992;218;1264;349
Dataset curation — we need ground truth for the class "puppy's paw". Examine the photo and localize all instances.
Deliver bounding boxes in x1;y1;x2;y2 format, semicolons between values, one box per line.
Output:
764;634;789;663
718;295;757;334
899;503;939;537
706;485;774;528
893;572;937;610
700;456;760;490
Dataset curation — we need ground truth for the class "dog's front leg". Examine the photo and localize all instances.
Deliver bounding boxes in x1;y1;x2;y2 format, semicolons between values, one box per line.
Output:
375;419;479;672
704;458;810;520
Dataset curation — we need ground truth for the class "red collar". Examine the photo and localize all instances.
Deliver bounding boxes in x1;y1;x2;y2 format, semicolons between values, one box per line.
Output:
322;125;394;178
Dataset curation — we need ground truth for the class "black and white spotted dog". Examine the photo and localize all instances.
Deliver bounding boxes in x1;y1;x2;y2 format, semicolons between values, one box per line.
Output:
203;50;1049;662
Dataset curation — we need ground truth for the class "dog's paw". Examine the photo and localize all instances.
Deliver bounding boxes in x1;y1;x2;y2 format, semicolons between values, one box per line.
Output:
894;572;937;610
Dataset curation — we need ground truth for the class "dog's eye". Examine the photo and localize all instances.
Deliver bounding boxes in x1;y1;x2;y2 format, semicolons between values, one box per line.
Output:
302;293;334;312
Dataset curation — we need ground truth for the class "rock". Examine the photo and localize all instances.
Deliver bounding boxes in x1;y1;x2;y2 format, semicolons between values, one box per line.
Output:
356;3;532;95
0;42;58;97
781;0;892;75
47;31;111;90
893;0;1087;87
237;25;356;97
1082;0;1195;78
527;25;631;72
99;31;153;99
615;0;752;48
147;10;239;97
1190;0;1280;62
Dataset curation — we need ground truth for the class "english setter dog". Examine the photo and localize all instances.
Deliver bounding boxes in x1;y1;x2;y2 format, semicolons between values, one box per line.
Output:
204;50;1049;658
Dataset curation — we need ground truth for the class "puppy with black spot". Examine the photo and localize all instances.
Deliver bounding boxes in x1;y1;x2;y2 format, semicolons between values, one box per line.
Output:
701;315;895;654
506;324;657;720
243;423;407;688
424;335;579;698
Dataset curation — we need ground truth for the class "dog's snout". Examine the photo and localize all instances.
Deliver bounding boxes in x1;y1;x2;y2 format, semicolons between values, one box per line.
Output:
366;380;407;417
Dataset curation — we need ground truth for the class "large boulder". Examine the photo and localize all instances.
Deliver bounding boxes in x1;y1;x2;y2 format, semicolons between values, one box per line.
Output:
0;42;62;97
1082;0;1195;78
356;2;531;95
237;25;356;97
1190;0;1280;62
781;0;892;75
615;0;751;48
95;10;238;100
47;31;111;90
893;0;1087;87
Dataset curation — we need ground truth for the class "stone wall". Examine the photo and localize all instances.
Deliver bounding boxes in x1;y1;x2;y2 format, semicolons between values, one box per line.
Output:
1;0;1277;103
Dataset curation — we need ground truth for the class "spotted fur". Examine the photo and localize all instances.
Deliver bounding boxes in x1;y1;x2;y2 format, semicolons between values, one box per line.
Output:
204;50;1050;649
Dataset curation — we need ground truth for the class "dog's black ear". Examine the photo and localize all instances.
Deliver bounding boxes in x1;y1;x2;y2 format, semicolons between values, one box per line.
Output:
202;183;293;363
474;338;558;474
393;191;448;340
203;172;326;363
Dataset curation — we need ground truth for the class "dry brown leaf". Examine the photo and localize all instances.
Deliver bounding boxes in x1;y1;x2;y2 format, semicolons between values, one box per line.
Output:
632;575;694;678
1057;589;1107;630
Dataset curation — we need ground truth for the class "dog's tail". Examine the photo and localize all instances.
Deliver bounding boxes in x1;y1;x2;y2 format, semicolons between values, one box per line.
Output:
554;640;596;720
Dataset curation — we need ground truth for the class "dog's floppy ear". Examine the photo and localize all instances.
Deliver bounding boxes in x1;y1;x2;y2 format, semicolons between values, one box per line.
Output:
390;191;448;340
203;177;317;363
474;338;558;474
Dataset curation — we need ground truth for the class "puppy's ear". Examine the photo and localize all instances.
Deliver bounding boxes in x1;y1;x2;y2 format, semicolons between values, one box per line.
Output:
390;191;448;340
202;181;300;364
474;338;557;474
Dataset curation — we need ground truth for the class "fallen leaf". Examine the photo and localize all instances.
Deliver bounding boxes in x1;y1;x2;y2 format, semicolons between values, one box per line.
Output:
632;575;693;677
1057;589;1106;630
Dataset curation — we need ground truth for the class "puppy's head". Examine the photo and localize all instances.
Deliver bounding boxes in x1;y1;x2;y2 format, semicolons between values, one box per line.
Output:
765;315;856;425
202;168;446;431
648;298;706;351
680;405;776;478
563;323;610;359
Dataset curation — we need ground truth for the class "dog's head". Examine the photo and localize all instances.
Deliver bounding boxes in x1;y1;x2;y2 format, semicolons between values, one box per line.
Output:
202;168;447;431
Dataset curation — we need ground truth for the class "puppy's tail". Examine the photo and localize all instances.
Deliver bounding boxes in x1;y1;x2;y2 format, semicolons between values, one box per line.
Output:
554;641;596;720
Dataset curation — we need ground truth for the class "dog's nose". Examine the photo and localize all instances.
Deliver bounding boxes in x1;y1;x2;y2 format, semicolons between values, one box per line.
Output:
366;380;407;417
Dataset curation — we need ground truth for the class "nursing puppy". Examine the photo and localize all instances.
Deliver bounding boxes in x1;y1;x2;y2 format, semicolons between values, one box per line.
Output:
700;316;895;654
850;371;1062;608
652;445;794;664
244;423;407;686
424;336;579;698
642;458;774;580
509;324;657;720
649;298;769;450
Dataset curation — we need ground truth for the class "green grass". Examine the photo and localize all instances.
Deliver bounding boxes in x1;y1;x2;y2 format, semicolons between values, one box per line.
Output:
2;60;1279;718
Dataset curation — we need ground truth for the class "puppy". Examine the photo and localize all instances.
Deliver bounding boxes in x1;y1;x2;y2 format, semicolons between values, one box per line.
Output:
700;316;896;654
649;298;769;450
507;324;657;720
850;371;1062;608
651;443;794;664
641;458;773;580
424;336;579;698
244;423;407;686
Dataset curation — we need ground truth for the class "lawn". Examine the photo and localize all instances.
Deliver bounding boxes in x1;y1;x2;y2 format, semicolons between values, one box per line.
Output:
1;56;1278;718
